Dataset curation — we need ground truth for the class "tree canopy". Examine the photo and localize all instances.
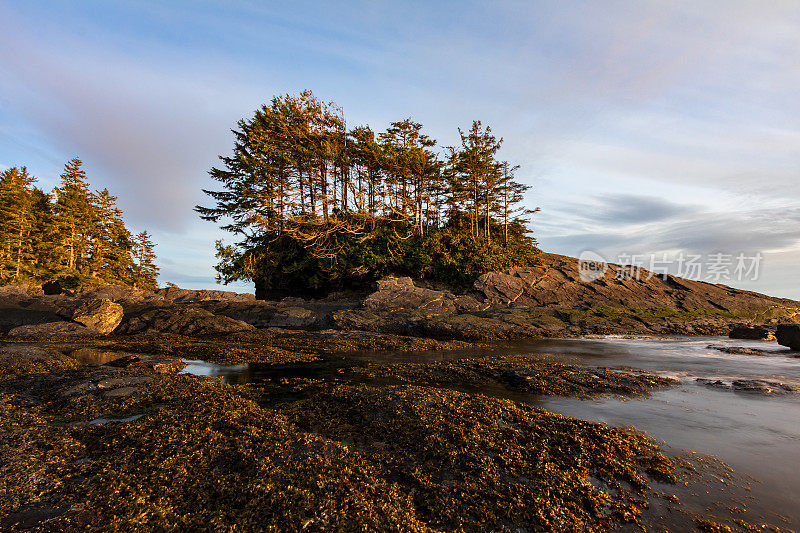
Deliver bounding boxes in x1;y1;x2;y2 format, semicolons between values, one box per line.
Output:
0;158;159;290
198;91;539;297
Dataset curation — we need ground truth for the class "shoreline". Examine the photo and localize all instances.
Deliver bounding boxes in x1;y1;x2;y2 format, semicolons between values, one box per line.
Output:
2;331;793;531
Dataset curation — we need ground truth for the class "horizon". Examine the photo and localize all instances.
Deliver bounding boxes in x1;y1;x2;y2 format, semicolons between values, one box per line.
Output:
2;1;798;298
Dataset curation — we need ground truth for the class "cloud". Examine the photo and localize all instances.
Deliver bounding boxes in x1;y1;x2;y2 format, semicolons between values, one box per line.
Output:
0;7;265;232
583;194;695;225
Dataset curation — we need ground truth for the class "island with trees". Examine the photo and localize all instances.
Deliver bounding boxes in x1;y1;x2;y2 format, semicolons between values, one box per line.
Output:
197;91;539;298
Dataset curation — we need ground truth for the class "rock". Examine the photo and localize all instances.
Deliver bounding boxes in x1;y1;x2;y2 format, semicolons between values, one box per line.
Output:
7;321;93;338
115;306;255;335
473;271;530;307
0;307;63;334
79;284;159;303
0;284;44;297
706;345;766;355
103;386;139;398
156;286;255;303
471;253;800;314
69;348;129;366
96;376;154;389
776;324;800;350
696;377;796;394
268;306;318;329
729;325;774;341
72;298;124;335
365;277;456;314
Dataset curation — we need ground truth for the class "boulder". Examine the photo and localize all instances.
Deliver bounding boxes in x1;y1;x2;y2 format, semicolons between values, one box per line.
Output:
7;321;93;338
776;324;800;350
72;298;124;335
729;325;774;341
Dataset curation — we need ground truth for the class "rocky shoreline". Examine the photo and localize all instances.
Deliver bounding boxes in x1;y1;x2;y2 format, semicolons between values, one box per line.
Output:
2;253;799;344
2;253;799;531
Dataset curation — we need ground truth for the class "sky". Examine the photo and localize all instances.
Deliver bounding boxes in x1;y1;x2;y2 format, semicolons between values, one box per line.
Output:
1;1;798;297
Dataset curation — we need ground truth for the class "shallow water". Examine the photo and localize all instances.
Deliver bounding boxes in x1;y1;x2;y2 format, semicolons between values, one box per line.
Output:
183;335;800;529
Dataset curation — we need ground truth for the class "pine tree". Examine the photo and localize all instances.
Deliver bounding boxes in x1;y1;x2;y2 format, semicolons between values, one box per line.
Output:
131;231;158;290
0;167;37;281
52;158;92;272
89;189;134;281
28;188;56;278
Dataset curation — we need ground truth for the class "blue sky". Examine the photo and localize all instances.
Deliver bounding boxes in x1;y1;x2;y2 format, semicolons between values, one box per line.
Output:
1;1;799;297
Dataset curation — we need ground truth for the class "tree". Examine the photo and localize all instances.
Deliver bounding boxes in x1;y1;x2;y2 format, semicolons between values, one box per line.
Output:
90;188;133;281
199;91;539;296
0;167;37;281
447;121;503;241
0;157;158;289
52;158;92;271
131;231;159;290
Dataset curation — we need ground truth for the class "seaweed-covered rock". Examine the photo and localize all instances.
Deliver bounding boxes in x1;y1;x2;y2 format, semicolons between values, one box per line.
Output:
0;344;79;374
72;299;124;335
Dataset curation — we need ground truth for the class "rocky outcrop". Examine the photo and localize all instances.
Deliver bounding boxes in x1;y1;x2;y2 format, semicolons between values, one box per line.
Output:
364;277;457;314
79;284;160;303
71;299;124;335
156;287;255;303
332;253;800;339
0;308;63;334
776;324;800;351
2;252;797;341
267;306;318;329
115;307;255;335
8;321;93;338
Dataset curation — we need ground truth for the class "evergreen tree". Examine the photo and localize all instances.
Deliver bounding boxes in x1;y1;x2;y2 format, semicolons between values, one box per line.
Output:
52;157;92;272
90;188;133;281
132;231;159;290
0;156;157;289
199;91;539;295
0;167;37;281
